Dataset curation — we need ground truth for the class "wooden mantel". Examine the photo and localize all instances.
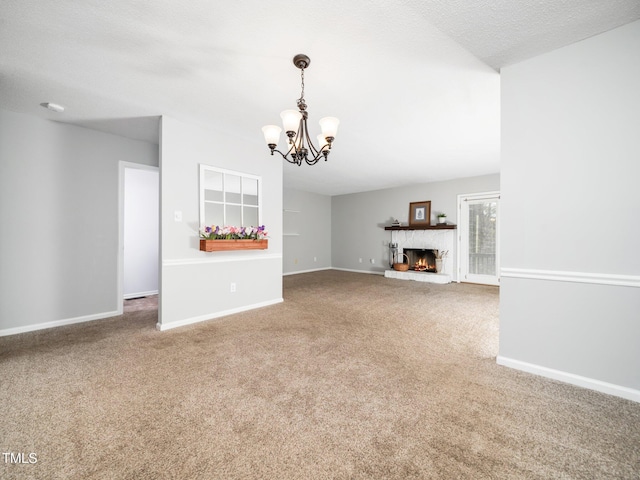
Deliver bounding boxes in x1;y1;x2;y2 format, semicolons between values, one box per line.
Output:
384;224;456;231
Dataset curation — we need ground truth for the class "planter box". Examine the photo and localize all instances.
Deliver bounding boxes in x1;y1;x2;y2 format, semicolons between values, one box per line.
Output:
199;239;268;252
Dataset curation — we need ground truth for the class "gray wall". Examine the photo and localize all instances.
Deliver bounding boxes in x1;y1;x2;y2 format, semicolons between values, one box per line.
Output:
159;116;283;330
283;188;332;275
331;175;500;278
0;109;158;334
499;20;640;398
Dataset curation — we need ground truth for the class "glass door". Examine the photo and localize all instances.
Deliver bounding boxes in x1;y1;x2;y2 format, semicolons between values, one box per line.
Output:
458;193;500;286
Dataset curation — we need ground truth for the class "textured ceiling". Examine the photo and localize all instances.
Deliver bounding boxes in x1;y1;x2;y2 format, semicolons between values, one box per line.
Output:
1;1;639;195
413;0;640;69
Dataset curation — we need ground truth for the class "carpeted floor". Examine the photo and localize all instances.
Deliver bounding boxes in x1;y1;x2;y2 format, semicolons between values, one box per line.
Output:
1;270;638;479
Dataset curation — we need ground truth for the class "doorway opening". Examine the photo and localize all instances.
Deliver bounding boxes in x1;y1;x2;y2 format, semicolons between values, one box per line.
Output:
118;162;159;315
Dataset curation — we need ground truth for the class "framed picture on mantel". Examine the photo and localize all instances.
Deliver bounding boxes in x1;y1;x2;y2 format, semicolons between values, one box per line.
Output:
409;201;431;227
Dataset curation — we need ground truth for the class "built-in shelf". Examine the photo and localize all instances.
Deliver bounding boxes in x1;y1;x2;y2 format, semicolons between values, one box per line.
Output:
283;209;301;213
283;233;300;237
384;224;456;230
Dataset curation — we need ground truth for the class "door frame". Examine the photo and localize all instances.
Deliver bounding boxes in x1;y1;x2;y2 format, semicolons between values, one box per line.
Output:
117;161;160;314
457;191;501;286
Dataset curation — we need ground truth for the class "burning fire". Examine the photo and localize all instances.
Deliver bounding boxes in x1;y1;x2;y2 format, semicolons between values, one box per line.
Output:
414;258;430;271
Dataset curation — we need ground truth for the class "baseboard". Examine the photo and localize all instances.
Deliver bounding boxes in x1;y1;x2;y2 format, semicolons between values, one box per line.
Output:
123;290;158;300
330;268;385;275
157;298;284;332
283;267;332;276
497;356;640;403
284;267;385;276
0;310;121;337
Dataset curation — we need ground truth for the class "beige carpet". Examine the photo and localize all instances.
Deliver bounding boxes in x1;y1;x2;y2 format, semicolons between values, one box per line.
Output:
1;270;638;479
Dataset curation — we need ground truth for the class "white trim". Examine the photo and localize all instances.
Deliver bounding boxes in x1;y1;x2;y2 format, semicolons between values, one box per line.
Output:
157;298;284;331
501;268;640;288
497;356;640;403
0;310;121;337
163;253;282;267
458;191;500;201
124;290;159;300
331;268;385;275
283;267;332;276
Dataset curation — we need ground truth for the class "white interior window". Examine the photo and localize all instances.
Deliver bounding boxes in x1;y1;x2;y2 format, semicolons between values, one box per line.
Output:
199;165;261;228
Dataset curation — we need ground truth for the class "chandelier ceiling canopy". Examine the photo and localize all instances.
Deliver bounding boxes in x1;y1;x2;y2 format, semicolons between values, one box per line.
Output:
262;54;339;166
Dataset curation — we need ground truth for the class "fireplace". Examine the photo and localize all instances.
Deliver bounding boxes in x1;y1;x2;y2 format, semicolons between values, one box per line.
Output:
403;248;437;272
385;229;453;284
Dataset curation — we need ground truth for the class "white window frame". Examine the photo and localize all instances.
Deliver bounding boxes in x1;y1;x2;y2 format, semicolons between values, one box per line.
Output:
457;191;501;286
199;164;262;228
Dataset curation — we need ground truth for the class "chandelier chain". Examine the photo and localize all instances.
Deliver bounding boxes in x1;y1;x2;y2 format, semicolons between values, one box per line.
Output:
299;67;305;103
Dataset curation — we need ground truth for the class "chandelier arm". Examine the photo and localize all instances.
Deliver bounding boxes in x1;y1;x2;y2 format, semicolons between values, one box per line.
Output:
307;146;329;165
308;148;329;165
285;119;299;165
271;148;289;159
287;154;302;166
271;148;302;166
302;119;321;158
306;128;331;164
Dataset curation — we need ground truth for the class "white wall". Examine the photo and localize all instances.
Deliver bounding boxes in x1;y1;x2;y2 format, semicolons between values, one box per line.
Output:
124;166;159;299
331;175;500;278
0;109;158;335
283;188;332;275
499;20;640;401
158;116;283;330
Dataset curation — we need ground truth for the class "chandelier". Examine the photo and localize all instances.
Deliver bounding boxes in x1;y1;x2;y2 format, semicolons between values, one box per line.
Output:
262;54;339;166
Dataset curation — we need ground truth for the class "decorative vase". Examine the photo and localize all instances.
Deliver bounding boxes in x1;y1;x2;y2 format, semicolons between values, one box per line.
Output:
199;239;268;252
435;259;443;273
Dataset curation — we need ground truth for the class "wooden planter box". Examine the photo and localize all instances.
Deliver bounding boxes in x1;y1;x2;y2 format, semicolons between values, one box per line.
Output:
199;239;268;252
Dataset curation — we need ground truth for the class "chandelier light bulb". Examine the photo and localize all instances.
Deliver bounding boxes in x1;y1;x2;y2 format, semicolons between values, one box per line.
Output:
319;117;340;140
280;110;302;134
317;134;330;149
261;125;282;146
